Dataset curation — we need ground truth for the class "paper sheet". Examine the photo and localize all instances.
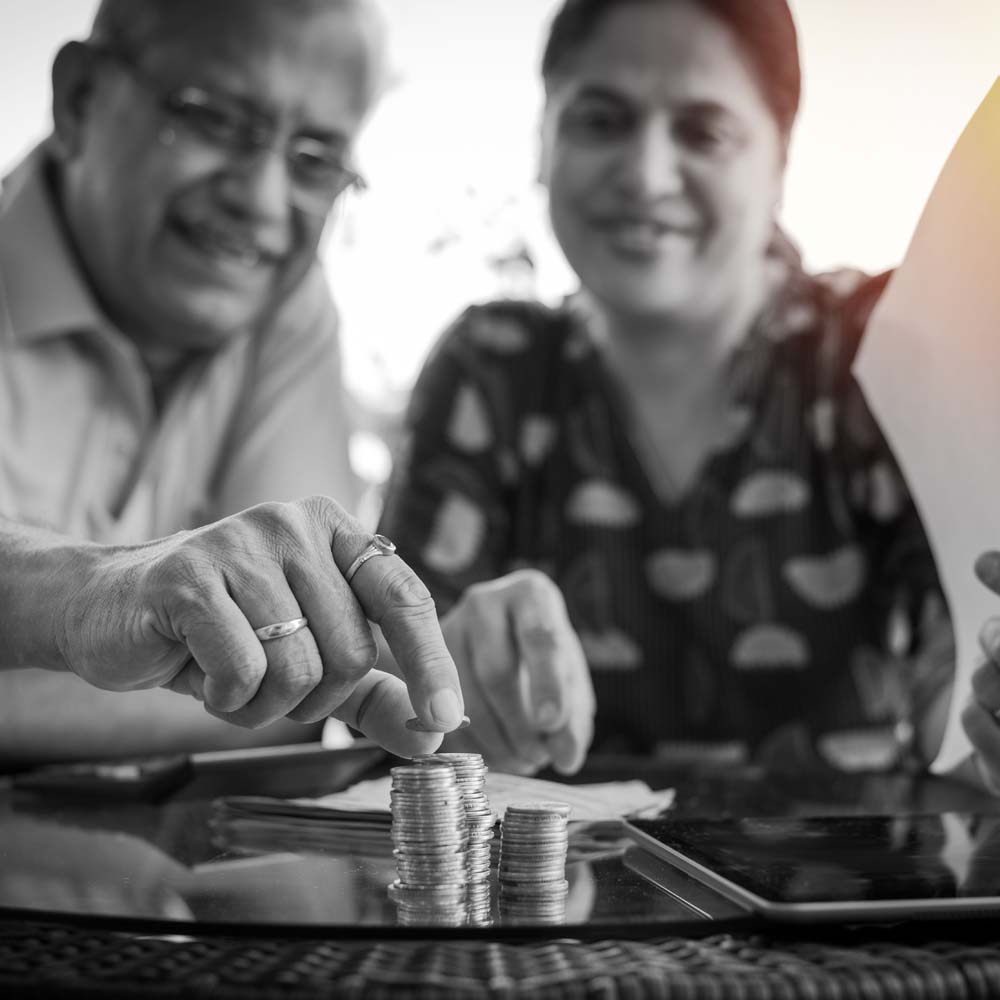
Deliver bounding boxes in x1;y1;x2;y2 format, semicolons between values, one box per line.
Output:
305;772;675;823
855;78;1000;769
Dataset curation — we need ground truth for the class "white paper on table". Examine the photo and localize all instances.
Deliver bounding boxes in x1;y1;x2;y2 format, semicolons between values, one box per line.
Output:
305;772;675;823
855;78;1000;770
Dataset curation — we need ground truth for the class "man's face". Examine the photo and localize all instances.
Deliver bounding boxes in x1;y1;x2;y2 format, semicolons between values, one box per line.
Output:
57;1;382;354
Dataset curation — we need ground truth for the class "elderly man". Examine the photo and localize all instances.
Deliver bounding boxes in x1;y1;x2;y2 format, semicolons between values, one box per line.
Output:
0;0;467;763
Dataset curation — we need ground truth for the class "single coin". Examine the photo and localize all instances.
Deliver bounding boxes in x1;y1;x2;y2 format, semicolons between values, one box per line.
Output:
504;801;572;817
405;715;471;732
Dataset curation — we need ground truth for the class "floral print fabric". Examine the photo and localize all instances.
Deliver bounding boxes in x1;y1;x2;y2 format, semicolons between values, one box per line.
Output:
380;247;954;768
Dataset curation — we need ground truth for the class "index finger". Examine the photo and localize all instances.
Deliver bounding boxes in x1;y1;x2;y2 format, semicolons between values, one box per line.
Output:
335;534;465;732
513;589;575;733
980;617;1000;671
511;580;594;768
971;653;1000;714
511;581;590;733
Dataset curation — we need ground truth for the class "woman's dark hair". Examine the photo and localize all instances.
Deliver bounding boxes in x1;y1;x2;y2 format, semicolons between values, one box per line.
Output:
541;0;802;141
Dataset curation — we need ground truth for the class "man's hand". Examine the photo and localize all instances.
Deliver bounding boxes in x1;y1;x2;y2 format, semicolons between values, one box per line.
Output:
961;551;1000;793
437;570;594;775
52;497;464;758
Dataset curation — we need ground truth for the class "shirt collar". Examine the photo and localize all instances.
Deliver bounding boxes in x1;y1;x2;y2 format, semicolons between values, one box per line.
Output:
0;141;110;344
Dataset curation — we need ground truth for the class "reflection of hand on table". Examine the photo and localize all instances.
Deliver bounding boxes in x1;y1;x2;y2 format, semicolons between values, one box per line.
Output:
565;861;598;922
436;571;595;775
959;814;1000;895
178;854;366;924
0;816;192;919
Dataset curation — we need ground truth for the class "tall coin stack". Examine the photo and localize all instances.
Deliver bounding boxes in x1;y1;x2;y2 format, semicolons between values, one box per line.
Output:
498;801;571;925
388;764;468;925
414;752;495;925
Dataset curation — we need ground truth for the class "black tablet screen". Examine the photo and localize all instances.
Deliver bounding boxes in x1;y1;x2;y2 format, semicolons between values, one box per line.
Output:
627;813;1000;904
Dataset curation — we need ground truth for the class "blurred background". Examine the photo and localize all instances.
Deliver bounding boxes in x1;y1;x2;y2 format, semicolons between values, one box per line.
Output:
3;0;999;492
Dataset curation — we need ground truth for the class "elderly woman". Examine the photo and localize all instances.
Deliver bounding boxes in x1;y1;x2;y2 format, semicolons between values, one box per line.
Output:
379;0;956;777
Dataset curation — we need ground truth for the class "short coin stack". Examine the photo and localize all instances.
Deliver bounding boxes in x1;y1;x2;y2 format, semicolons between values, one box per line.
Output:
498;801;571;925
388;764;468;925
415;752;495;924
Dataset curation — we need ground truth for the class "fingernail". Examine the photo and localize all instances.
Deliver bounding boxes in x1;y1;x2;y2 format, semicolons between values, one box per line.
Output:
429;688;463;729
536;701;561;730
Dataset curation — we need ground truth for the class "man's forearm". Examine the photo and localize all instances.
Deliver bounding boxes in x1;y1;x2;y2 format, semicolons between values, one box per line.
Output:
0;518;324;762
0;518;102;672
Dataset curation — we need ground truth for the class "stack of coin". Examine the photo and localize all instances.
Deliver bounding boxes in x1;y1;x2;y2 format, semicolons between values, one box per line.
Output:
414;752;495;925
498;801;571;925
388;763;468;925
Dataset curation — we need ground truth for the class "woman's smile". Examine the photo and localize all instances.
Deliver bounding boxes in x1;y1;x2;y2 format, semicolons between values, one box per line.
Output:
589;213;702;259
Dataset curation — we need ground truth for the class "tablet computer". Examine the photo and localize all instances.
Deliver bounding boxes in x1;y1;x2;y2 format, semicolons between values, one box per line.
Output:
624;813;1000;922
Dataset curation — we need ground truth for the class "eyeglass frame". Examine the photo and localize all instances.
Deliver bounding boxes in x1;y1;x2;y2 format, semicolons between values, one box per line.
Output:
88;43;368;216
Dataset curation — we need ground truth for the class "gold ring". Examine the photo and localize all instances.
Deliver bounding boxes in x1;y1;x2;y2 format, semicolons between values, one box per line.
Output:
345;534;397;584
254;617;308;641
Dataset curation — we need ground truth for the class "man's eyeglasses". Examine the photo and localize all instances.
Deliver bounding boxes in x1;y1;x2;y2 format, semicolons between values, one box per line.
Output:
93;46;367;216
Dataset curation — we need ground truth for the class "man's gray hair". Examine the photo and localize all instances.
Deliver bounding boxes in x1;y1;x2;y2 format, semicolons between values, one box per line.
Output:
88;0;380;54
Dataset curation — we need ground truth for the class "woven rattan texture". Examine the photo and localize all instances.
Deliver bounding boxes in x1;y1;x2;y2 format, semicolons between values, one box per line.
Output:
3;920;1000;999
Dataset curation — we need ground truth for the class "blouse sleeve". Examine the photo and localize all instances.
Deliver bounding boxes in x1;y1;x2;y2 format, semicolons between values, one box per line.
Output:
378;304;532;614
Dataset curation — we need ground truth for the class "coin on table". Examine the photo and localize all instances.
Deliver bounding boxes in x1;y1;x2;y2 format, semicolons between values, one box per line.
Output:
411;751;496;919
498;800;571;887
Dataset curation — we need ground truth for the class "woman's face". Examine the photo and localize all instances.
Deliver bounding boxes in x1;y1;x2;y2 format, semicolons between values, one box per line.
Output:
540;1;785;326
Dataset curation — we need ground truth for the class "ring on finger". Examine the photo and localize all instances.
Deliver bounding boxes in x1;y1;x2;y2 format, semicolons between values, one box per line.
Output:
254;616;309;641
344;533;397;584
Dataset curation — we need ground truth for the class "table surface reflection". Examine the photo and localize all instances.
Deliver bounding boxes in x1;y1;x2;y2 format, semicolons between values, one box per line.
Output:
2;743;999;939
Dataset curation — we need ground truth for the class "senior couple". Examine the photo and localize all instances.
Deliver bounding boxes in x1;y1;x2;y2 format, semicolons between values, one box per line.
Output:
2;0;998;792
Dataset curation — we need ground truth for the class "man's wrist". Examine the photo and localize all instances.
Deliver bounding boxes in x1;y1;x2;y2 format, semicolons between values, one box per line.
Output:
0;521;103;672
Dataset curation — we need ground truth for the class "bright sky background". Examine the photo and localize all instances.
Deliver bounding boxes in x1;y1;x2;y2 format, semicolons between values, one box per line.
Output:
3;0;998;401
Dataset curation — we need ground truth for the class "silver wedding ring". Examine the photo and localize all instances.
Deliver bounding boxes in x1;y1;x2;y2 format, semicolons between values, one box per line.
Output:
345;533;397;584
254;616;309;641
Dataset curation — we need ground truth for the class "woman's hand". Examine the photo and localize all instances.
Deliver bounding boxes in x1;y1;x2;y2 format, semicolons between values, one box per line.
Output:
437;570;595;775
961;551;1000;793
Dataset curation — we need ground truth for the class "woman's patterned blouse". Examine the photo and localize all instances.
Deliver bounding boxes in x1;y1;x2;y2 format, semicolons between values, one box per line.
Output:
379;246;955;770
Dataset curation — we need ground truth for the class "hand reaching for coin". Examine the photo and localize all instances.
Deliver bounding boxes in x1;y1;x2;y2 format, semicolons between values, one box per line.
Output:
435;570;595;776
961;551;1000;793
0;498;466;758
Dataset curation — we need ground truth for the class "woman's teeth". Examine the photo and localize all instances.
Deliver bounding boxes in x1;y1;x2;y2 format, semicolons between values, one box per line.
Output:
606;220;692;254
